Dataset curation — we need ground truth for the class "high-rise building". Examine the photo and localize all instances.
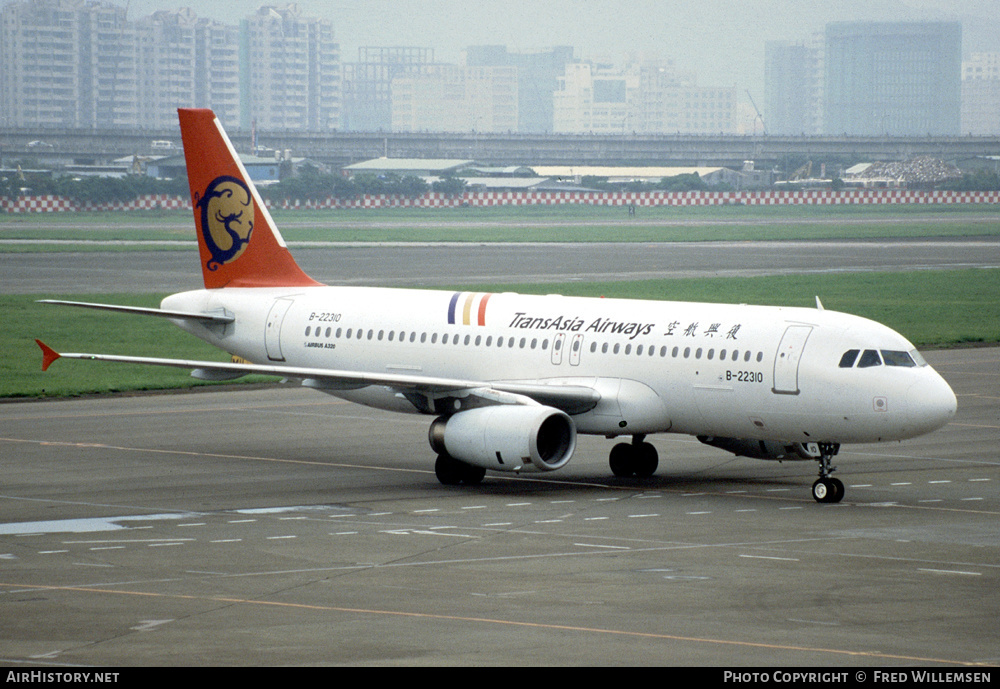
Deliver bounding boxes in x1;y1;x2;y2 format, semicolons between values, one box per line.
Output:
240;4;340;131
823;22;961;136
136;9;199;131
194;17;241;129
2;0;336;132
391;64;518;133
342;47;435;131
553;58;737;135
961;52;1000;135
553;62;640;134
465;45;573;133
764;36;823;135
1;0;138;128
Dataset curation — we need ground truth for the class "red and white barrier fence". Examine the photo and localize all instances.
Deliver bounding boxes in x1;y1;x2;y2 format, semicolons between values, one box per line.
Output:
3;189;999;213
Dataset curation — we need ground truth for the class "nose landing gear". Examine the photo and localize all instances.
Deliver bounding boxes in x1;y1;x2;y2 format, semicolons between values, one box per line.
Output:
812;443;844;503
609;435;659;478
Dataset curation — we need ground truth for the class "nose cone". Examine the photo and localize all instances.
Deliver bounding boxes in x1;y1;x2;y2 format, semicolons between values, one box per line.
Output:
906;372;957;436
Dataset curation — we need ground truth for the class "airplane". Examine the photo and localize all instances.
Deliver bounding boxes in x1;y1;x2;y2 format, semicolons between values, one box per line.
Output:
36;108;958;503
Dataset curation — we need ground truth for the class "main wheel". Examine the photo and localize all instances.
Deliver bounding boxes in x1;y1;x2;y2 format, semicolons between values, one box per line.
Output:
812;477;845;503
609;443;634;477
634;442;659;478
435;453;486;485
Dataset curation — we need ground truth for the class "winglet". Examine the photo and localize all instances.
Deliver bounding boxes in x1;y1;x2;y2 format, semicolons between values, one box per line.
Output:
36;339;61;371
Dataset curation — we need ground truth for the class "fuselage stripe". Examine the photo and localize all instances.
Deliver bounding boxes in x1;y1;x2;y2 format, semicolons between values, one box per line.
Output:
462;293;476;325
478;293;491;326
447;292;461;325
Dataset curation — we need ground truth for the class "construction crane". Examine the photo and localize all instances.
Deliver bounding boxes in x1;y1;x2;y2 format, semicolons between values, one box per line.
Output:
746;90;767;136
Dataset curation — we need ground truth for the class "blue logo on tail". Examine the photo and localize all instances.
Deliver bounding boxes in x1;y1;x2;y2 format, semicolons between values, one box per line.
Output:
196;175;254;271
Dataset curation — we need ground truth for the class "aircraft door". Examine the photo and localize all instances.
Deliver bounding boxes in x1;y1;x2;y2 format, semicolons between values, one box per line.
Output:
569;334;584;366
265;297;294;361
551;333;565;365
772;325;813;394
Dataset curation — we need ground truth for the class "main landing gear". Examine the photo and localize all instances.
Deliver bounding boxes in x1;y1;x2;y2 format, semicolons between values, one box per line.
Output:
811;442;844;504
609;435;659;478
435;453;486;486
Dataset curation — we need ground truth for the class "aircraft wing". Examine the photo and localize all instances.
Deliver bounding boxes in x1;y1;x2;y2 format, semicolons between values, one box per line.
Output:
35;340;601;415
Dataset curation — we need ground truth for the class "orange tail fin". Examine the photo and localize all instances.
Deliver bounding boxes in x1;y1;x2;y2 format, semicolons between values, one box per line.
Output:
177;109;321;289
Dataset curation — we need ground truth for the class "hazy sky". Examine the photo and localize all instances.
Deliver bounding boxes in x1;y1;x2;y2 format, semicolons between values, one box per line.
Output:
119;0;1000;96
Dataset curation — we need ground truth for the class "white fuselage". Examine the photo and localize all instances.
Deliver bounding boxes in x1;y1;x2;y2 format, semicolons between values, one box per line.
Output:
162;285;957;446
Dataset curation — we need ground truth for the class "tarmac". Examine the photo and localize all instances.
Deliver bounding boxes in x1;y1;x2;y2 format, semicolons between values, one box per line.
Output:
0;241;997;666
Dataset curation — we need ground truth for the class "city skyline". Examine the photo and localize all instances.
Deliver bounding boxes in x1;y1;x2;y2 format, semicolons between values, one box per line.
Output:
115;0;1000;98
2;0;998;135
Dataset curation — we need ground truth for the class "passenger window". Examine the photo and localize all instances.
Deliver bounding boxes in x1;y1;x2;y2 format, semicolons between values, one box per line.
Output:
882;350;917;367
839;349;860;368
857;349;882;368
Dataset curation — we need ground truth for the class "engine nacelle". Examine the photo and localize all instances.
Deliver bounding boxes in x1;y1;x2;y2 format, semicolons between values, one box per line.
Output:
429;405;576;472
697;436;819;461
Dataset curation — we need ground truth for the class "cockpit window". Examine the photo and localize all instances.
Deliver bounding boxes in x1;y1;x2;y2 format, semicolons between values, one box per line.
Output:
839;349;860;368
857;349;882;368
881;350;917;367
909;349;928;367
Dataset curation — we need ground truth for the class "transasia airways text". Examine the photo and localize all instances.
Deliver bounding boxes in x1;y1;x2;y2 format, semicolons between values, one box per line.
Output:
509;313;661;340
507;312;745;341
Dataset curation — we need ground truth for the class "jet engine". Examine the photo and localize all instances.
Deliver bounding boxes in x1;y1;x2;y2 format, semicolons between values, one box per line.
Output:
429;405;576;472
697;436;819;461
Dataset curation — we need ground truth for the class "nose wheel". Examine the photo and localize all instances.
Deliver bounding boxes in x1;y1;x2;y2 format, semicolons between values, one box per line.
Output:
609;435;659;478
812;443;844;503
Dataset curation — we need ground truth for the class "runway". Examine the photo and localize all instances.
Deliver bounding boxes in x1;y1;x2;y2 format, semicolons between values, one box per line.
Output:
1;347;998;666
3;237;999;293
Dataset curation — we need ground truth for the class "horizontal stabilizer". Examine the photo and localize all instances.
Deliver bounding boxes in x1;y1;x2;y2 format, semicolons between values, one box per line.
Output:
38;300;234;324
35;340;60;372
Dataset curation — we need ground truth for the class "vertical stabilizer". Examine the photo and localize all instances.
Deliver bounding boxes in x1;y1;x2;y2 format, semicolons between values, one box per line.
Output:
178;108;321;289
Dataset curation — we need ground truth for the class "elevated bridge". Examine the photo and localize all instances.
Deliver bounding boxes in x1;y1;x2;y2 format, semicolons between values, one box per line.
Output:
2;127;998;173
